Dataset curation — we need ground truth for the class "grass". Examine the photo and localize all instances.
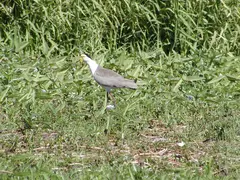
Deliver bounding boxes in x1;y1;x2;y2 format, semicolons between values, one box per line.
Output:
0;50;239;179
1;0;240;179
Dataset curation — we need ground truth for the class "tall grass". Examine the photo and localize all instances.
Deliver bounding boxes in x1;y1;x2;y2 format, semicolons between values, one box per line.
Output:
1;0;239;54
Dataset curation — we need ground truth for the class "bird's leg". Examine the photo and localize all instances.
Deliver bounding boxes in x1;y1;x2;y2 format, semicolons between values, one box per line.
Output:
107;91;110;101
108;92;116;107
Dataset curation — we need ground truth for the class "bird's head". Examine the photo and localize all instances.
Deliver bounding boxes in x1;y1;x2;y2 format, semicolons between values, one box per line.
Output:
80;53;92;63
80;53;98;74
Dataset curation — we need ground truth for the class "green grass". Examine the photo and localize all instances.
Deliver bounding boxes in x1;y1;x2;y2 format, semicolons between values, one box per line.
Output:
1;0;240;179
1;50;239;179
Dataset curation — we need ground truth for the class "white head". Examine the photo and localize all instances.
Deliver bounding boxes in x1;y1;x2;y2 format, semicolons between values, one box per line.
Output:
80;54;99;75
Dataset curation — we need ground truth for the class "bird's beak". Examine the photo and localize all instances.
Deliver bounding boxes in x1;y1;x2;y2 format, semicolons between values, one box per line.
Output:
80;56;83;63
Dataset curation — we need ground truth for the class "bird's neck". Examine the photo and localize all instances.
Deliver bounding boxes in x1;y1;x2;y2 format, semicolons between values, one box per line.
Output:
86;59;99;75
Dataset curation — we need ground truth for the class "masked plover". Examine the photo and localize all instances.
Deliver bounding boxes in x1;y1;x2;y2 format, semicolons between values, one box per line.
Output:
80;54;137;108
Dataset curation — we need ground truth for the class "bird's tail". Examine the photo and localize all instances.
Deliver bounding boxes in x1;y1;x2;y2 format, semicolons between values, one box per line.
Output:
123;79;138;89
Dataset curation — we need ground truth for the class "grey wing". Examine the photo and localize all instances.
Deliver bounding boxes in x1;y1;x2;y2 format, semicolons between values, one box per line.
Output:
94;66;125;88
95;66;124;78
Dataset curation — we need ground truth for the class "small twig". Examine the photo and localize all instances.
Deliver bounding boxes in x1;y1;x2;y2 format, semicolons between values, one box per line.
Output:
0;170;13;174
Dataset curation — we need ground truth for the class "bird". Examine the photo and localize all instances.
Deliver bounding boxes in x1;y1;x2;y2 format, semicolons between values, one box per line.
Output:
80;53;137;108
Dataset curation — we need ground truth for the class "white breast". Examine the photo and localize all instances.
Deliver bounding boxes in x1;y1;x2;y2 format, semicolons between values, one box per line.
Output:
87;60;99;75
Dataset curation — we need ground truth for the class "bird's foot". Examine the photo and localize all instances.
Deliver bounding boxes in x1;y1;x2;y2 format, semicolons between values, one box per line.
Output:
106;104;115;110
